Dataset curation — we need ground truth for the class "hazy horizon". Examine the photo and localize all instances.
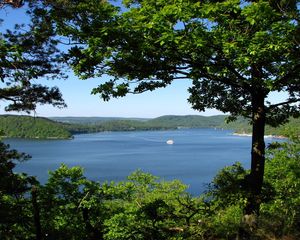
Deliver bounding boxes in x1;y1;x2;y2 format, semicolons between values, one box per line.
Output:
0;112;227;119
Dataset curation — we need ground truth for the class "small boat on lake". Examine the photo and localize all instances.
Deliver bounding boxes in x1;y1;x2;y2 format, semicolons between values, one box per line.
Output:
166;139;174;145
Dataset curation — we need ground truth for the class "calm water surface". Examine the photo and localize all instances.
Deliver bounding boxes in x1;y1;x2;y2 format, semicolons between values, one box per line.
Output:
6;129;263;195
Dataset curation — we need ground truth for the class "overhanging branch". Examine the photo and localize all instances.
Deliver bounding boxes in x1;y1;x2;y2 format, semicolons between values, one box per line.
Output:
268;98;300;109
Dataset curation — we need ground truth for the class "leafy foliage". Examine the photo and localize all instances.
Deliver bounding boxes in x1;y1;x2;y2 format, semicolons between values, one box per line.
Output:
0;1;66;112
0;141;37;239
260;135;300;237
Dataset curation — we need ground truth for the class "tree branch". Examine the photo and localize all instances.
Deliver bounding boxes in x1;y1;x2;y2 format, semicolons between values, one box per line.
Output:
0;93;17;102
268;98;300;109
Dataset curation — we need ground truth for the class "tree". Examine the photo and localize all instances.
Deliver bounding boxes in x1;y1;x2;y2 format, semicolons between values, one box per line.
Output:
0;1;66;113
0;141;37;239
38;0;299;217
0;3;67;238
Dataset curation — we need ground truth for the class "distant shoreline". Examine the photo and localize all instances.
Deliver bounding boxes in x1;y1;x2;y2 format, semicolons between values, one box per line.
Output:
233;133;287;139
1;135;73;140
2;114;297;140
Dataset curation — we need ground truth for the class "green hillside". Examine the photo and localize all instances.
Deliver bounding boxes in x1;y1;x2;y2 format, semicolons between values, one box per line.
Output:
1;115;229;139
50;116;149;124
52;115;226;128
58;115;300;137
2;114;298;139
147;115;226;128
222;117;300;137
60;115;228;134
0;115;72;139
62;119;162;134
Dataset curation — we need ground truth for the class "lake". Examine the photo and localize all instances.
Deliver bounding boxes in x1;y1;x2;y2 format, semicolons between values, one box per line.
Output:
5;129;270;195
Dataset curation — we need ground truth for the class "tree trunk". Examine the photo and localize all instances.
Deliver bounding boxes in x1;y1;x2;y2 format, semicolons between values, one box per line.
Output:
32;185;42;240
245;92;266;216
238;93;266;239
82;207;102;240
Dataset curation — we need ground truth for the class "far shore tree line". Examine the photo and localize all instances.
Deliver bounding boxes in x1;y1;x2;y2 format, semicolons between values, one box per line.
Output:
0;114;299;140
0;0;299;238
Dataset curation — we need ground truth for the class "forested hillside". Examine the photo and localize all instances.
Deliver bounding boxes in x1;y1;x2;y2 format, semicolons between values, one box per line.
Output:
0;115;72;139
59;115;227;134
146;115;226;128
222;117;300;137
62;119;166;134
1;114;298;139
50;116;149;124
60;115;299;137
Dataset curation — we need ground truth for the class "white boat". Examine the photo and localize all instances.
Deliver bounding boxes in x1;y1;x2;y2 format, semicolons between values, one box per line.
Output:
166;139;174;145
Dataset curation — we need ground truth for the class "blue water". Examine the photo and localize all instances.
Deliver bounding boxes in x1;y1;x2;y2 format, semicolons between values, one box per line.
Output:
5;129;262;195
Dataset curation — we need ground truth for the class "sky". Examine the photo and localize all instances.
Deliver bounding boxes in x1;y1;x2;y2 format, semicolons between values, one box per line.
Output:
7;70;223;118
0;3;288;118
0;5;222;118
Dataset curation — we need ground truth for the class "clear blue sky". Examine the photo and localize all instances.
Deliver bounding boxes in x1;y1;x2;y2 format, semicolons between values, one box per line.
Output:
0;4;287;118
32;74;223;118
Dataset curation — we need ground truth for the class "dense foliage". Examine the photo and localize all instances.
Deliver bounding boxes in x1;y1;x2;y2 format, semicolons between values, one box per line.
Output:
0;141;36;239
0;134;299;239
0;115;72;139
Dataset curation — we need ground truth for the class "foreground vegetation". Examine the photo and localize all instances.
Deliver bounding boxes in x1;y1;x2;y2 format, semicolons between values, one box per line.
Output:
1;133;299;239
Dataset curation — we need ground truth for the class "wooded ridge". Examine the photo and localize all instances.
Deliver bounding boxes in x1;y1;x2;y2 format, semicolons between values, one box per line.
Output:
0;115;72;139
1;114;299;139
